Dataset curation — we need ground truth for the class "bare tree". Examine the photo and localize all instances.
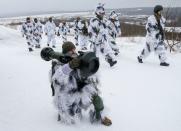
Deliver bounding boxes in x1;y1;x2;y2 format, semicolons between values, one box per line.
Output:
163;7;181;52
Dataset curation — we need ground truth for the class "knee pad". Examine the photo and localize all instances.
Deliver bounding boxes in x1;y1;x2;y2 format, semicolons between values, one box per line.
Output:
92;95;104;112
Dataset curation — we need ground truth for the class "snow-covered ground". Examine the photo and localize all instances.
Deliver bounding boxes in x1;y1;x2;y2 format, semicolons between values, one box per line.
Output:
0;26;181;131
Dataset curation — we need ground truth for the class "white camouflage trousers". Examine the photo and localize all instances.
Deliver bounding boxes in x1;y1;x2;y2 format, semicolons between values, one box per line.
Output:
139;41;167;63
47;34;56;46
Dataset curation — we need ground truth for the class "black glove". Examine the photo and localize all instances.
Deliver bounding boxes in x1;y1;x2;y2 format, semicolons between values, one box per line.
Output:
100;48;104;53
152;25;158;30
147;28;151;33
69;57;80;69
156;33;159;39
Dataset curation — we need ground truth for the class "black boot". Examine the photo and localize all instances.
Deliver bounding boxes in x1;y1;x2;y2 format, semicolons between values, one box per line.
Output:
113;49;119;56
35;45;41;48
57;114;61;121
114;52;118;56
137;56;143;63
28;48;33;52
107;59;117;67
106;55;117;67
160;62;169;66
37;45;41;48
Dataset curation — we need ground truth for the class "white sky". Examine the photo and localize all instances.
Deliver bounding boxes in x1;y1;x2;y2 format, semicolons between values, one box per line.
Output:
0;0;180;16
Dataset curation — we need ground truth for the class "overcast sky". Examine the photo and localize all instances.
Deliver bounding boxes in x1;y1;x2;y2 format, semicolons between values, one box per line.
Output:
0;0;180;17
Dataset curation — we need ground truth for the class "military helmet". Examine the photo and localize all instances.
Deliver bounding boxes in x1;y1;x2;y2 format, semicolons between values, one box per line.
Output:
26;17;31;21
34;18;38;23
154;5;163;13
95;3;105;16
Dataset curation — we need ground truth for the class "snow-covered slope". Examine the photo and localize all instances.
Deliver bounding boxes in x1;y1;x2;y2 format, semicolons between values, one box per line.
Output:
0;25;21;40
0;26;181;131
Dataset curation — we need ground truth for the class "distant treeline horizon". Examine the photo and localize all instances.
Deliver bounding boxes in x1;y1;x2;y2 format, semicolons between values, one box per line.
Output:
1;7;181;18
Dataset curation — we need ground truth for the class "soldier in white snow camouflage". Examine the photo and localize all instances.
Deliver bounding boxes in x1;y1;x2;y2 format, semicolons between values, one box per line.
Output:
137;5;170;66
73;17;81;46
21;17;34;52
88;3;117;67
49;41;112;126
32;18;43;48
77;19;89;50
57;21;70;43
44;17;57;48
106;10;121;55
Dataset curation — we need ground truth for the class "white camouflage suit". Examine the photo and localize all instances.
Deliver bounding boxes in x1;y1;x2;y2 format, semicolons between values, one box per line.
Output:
50;62;100;124
33;20;43;47
88;3;117;67
73;19;80;45
21;21;34;49
106;11;121;55
139;15;167;63
44;21;56;47
77;20;89;50
58;22;70;43
88;16;116;65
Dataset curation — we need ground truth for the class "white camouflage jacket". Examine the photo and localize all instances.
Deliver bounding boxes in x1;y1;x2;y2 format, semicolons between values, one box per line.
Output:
146;15;166;45
21;22;34;37
88;17;108;45
44;21;56;36
51;62;99;124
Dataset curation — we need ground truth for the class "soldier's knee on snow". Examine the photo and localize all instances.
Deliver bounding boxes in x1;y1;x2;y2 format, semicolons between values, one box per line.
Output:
92;95;104;112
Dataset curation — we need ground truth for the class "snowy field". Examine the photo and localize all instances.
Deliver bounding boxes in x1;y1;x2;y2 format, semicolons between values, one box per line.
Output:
0;25;181;131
